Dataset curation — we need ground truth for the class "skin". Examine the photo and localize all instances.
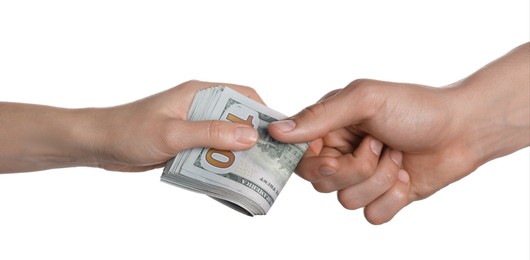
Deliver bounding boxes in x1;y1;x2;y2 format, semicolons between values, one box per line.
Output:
1;44;527;223
269;42;530;224
0;80;263;173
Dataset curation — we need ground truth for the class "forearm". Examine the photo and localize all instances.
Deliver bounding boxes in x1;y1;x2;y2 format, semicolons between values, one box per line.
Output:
450;42;530;168
0;102;102;173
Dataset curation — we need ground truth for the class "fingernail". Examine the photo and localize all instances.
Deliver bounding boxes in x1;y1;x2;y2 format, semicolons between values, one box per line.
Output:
270;120;296;133
398;169;409;183
235;127;258;145
318;165;336;176
390;149;402;167
370;138;383;156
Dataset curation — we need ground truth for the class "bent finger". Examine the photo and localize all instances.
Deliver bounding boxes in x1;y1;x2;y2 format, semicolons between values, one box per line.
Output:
311;136;383;192
295;155;340;184
337;149;402;210
363;169;411;225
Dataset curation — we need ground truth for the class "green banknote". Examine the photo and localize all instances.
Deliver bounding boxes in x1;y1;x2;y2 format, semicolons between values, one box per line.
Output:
162;86;308;216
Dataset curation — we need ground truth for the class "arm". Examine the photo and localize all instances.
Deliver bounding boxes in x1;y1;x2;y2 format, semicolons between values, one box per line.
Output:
269;42;530;224
450;42;530;167
0;102;101;172
0;80;261;173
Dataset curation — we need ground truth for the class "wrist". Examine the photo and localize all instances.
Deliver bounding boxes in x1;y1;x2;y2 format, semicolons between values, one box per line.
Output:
45;107;100;168
448;79;529;170
69;107;117;168
443;43;530;169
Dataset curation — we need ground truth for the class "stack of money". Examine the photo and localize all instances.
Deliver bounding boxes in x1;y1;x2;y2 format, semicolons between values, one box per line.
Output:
161;86;308;216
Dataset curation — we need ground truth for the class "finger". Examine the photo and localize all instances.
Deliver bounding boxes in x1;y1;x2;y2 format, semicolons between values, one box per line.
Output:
168;81;266;116
363;169;411;225
301;128;361;159
269;81;378;144
313;137;383;192
190;80;266;105
305;138;324;158
101;162;165;172
299;136;384;193
164;120;258;152
216;83;266;105
295;155;340;183
337;149;402;210
321;128;362;155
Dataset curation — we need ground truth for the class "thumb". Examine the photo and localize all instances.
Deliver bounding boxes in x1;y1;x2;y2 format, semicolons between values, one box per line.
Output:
167;120;258;152
269;88;367;143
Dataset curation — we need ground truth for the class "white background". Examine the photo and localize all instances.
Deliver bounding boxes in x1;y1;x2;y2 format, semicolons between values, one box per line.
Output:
0;1;528;259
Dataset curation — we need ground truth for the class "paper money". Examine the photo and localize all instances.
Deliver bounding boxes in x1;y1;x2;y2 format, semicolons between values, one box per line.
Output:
161;86;308;216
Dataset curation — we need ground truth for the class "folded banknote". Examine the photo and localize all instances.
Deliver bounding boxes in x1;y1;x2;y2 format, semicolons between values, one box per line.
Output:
161;86;308;216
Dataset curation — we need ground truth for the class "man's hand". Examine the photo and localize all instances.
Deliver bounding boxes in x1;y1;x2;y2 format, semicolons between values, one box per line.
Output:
269;42;530;224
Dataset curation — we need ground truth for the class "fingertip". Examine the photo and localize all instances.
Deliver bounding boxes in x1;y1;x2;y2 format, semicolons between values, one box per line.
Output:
397;169;410;183
364;207;393;225
271;119;296;132
270;104;335;144
354;136;381;161
269;119;303;143
307;138;324;156
369;137;384;156
389;149;403;167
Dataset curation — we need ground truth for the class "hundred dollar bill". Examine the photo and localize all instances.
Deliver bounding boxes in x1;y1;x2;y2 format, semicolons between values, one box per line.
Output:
161;86;308;216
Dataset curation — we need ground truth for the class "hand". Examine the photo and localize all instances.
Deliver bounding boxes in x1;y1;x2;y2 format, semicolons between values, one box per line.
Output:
269;42;530;224
0;80;263;173
93;80;264;172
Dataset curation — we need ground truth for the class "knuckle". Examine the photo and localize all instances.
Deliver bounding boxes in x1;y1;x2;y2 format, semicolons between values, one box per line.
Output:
160;123;173;144
187;79;201;84
206;120;224;142
180;79;201;87
300;102;327;121
364;205;392;225
312;182;335;193
365;211;389;225
411;184;433;201
408;173;440;201
245;87;262;101
344;79;383;116
391;188;408;203
294;168;317;182
355;160;376;180
243;86;258;95
346;78;376;90
319;89;341;101
160;121;185;151
350;80;377;99
337;191;361;210
375;168;398;188
294;159;326;183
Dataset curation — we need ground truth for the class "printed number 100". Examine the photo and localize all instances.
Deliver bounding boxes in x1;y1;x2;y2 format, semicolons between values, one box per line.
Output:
205;113;255;169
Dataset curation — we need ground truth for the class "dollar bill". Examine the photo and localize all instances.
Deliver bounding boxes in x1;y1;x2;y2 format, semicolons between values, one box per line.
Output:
161;86;308;216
